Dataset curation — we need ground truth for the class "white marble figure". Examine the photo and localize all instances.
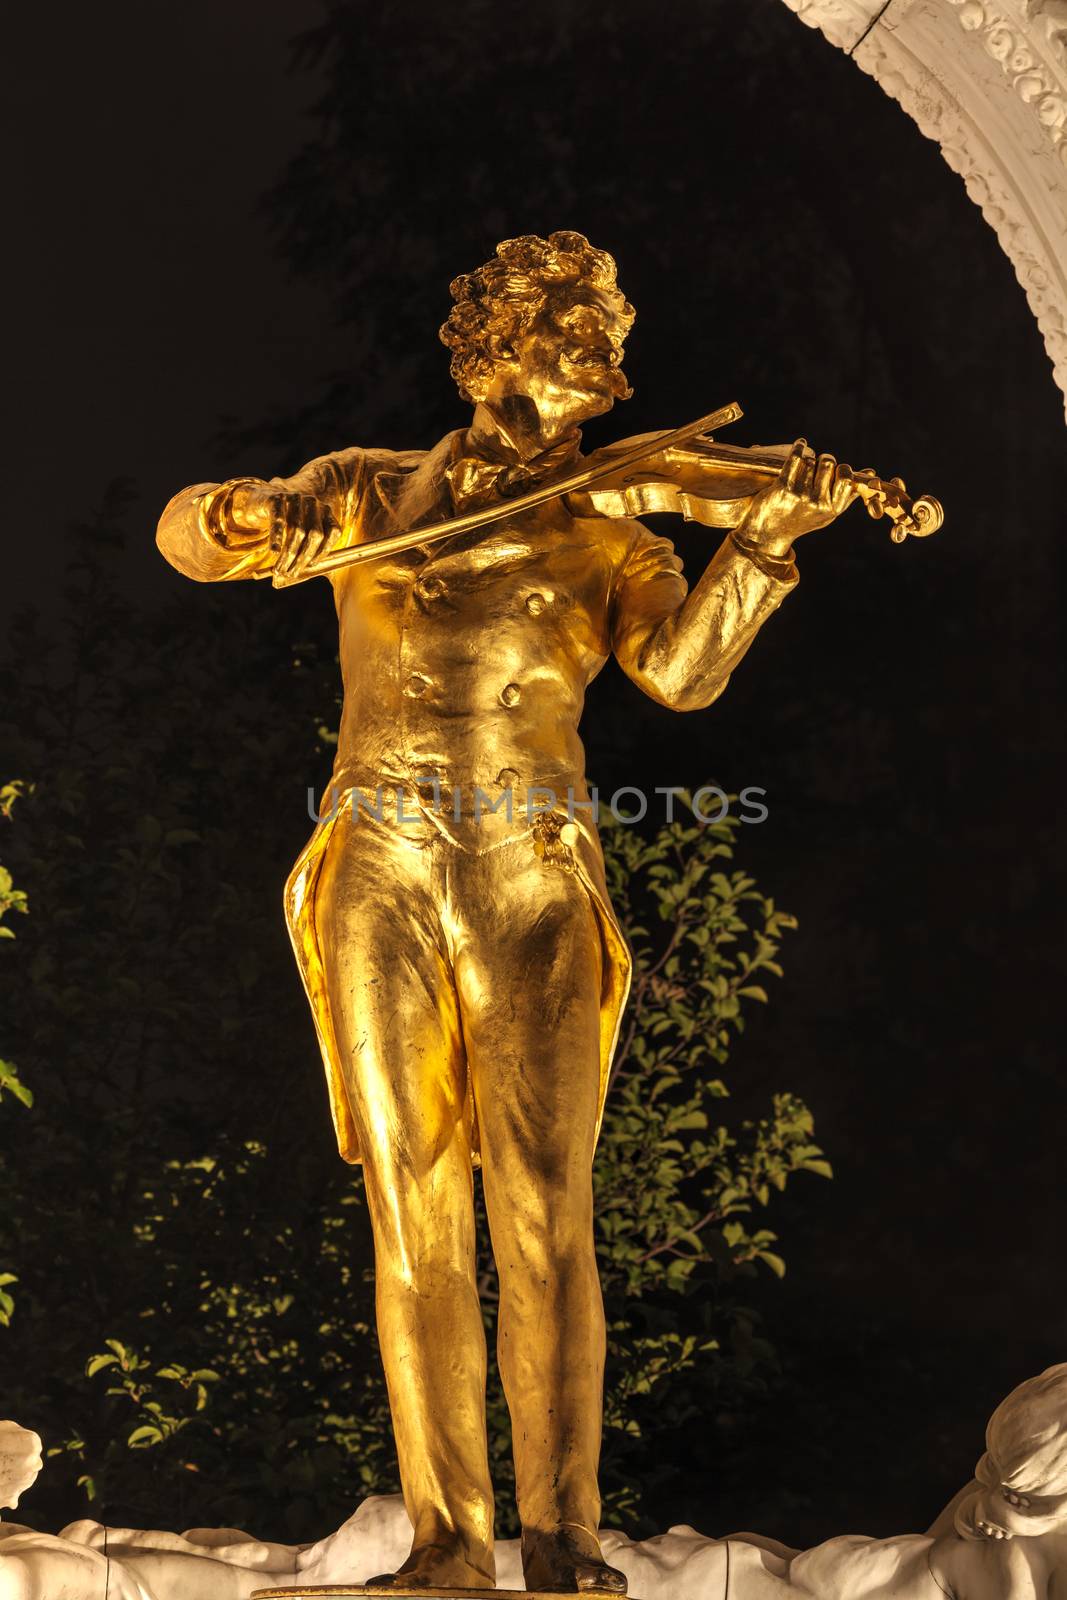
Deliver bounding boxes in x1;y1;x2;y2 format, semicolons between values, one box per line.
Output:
3;1366;1067;1599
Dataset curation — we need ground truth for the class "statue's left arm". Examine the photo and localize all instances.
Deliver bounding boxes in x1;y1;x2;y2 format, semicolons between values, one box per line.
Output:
611;527;797;712
612;441;851;710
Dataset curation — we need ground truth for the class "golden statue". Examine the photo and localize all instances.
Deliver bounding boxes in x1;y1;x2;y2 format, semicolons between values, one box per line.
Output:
157;232;940;1596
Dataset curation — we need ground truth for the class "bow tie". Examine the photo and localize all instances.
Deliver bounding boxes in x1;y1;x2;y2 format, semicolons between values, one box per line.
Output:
445;435;581;510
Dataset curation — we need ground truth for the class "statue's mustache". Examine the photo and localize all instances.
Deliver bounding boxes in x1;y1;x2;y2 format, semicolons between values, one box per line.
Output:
562;346;632;398
564;345;621;368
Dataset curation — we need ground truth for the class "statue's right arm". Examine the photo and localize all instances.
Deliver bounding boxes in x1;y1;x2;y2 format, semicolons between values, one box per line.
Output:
156;447;365;584
931;1531;1040;1600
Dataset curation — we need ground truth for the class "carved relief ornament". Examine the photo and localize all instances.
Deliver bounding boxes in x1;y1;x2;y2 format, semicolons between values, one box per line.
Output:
782;0;1067;417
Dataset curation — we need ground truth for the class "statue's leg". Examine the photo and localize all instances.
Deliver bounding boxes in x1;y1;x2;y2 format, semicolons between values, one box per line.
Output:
315;822;496;1588
450;841;626;1594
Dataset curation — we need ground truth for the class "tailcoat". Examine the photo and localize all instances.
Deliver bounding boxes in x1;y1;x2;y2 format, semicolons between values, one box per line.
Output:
157;428;798;1164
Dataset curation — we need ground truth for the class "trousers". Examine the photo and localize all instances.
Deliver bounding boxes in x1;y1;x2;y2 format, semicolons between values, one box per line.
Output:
313;811;608;1568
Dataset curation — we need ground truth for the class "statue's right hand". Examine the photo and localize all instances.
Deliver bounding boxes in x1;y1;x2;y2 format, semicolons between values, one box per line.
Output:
230;485;341;580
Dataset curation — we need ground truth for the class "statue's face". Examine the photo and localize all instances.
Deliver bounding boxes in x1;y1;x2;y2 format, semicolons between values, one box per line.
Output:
485;285;632;432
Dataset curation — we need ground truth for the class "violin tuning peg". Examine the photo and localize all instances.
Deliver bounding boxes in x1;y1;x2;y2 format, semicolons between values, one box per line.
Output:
909;495;944;536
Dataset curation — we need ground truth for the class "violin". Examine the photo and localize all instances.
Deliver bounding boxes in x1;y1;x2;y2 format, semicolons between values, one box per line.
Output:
273;400;943;587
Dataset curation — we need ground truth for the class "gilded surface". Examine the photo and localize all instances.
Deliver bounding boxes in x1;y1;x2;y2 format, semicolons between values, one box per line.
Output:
157;232;898;1593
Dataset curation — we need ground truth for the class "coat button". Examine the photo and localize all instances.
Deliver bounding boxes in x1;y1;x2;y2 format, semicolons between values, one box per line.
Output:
496;767;520;787
416;575;444;601
525;592;546;615
404;673;430;698
500;683;521;707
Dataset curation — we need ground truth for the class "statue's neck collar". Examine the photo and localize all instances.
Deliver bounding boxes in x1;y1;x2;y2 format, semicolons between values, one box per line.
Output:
465;402;581;468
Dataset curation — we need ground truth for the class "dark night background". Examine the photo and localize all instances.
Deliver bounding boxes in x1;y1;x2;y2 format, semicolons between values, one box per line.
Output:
3;0;1066;1550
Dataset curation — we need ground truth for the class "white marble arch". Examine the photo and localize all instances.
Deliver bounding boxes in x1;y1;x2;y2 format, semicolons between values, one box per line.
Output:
781;0;1067;420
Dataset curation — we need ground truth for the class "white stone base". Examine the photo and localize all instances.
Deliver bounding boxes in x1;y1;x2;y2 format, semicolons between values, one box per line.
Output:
3;1362;1066;1599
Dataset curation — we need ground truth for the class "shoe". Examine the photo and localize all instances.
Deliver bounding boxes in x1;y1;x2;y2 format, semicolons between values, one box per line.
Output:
365;1538;496;1591
521;1523;627;1594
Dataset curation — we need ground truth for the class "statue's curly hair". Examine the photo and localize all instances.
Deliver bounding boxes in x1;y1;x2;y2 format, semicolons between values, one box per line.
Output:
439;231;635;404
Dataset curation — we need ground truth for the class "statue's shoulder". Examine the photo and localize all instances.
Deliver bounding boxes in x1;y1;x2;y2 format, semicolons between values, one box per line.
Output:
358;444;429;475
931;1530;1047;1598
581;428;670;470
352;437;456;501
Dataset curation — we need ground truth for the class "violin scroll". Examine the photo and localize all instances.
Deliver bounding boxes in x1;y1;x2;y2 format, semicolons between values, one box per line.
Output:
845;468;944;542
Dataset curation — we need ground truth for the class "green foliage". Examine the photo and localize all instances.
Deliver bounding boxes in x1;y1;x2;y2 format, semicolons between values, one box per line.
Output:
0;513;827;1541
598;804;824;1290
1;778;33;1325
0;494;387;1534
0;1059;33;1110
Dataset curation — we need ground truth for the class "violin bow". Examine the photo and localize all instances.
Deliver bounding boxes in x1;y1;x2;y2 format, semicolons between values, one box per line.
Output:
270;401;745;587
270;399;943;587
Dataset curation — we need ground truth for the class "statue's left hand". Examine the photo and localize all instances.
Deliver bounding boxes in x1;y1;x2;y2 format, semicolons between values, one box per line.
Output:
733;440;857;558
